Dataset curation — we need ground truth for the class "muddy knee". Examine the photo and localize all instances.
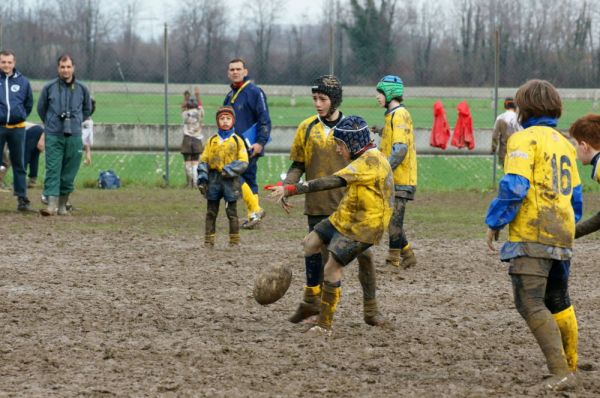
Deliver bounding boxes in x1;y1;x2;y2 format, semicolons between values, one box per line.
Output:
303;231;323;256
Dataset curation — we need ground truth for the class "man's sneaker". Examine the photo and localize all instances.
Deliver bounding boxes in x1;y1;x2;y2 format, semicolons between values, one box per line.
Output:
41;194;48;205
241;209;266;230
17;197;35;212
27;178;37;188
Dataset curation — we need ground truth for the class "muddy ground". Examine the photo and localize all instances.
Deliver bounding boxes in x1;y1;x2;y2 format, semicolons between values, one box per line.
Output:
1;189;599;397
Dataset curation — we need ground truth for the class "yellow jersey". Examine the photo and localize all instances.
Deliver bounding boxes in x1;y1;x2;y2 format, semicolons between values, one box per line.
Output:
290;115;347;215
329;149;394;244
378;106;417;187
200;133;248;172
504;126;581;248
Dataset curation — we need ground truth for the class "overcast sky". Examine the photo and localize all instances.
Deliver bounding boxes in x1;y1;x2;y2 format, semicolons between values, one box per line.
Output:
129;0;327;38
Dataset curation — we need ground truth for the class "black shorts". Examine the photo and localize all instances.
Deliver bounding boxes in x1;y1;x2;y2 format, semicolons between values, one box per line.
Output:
181;135;203;156
313;218;372;266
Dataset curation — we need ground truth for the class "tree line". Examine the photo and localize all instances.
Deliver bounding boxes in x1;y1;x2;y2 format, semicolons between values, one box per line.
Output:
1;0;599;88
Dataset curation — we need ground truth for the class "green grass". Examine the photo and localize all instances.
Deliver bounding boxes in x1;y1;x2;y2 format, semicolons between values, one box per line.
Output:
26;93;599;129
11;152;600;193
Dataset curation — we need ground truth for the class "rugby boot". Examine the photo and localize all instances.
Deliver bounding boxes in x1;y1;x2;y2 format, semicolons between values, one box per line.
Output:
363;299;388;327
229;233;240;247
204;234;215;248
400;245;417;269
542;372;577;392
385;249;401;267
289;285;321;323
40;196;59;216
57;195;70;215
553;306;578;372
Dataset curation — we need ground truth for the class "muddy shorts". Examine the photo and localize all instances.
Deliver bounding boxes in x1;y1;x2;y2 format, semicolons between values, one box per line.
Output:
206;171;241;202
509;256;570;280
181;135;203;157
313;218;372;266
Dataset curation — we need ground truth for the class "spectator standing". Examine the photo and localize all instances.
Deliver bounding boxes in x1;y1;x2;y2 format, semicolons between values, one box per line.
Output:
81;98;96;166
224;58;271;229
37;54;92;216
492;97;522;168
0;50;34;211
181;89;205;187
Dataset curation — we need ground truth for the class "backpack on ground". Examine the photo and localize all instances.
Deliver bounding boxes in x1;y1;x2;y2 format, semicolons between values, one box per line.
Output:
98;170;121;189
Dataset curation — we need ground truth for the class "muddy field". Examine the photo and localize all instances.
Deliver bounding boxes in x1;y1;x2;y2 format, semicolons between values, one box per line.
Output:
1;189;599;397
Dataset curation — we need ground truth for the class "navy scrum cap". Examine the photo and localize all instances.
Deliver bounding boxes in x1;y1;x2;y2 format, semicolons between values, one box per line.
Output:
333;115;372;158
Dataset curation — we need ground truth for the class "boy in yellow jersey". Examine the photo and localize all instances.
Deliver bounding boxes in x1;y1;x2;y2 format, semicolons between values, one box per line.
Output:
485;80;583;391
374;75;417;269
197;106;248;247
570;114;600;237
270;116;394;335
282;76;386;326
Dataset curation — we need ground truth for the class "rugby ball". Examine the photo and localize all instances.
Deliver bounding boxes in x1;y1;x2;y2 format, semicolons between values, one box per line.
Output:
253;263;292;305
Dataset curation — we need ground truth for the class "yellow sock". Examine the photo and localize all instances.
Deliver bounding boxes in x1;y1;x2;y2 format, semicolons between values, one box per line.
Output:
553;306;578;371
318;282;341;330
253;194;262;213
401;243;411;253
241;183;260;217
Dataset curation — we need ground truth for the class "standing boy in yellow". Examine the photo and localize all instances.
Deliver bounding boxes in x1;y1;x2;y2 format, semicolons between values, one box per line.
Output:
375;75;417;269
570;114;600;237
270;116;393;334
283;76;386;326
197;106;248;247
485;80;583;391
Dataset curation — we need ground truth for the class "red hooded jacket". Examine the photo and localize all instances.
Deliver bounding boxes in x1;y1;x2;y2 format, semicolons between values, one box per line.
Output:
451;101;475;150
430;101;451;150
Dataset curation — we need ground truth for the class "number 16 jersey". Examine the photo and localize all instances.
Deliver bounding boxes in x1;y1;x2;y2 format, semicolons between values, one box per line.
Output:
504;126;580;248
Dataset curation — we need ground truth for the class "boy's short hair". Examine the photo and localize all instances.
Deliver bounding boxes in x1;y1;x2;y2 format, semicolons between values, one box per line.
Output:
569;114;600;149
504;97;516;110
515;79;562;124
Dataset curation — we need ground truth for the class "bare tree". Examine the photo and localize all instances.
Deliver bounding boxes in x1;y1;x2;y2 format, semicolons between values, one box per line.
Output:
246;0;284;81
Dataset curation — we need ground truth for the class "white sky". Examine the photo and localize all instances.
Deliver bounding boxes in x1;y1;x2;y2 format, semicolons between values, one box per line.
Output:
132;0;327;38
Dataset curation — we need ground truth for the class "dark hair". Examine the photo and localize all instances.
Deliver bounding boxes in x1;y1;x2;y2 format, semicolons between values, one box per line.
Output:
569;114;600;150
504;97;516;110
229;58;247;68
90;98;96;116
515;79;562;124
0;50;15;58
57;53;74;66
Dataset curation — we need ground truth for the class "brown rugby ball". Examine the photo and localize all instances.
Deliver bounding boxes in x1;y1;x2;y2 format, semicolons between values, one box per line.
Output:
253;263;292;305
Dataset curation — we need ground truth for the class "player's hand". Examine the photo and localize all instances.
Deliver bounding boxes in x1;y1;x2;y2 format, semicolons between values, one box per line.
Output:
250;143;263;158
486;228;499;251
267;185;292;213
198;183;207;197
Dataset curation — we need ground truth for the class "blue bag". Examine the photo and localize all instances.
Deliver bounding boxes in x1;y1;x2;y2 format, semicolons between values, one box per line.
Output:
98;170;121;189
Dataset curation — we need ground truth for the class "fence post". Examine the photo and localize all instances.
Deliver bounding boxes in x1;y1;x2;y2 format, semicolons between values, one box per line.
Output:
163;22;170;186
492;29;499;188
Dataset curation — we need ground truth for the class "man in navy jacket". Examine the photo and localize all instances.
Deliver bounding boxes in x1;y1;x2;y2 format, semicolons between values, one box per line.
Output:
0;50;34;211
224;58;272;229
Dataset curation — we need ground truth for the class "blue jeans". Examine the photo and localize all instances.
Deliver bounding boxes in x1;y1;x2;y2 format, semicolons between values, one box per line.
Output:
0;126;27;197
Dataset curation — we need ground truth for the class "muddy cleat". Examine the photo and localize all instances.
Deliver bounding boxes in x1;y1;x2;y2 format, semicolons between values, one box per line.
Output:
542;373;577;391
305;325;332;337
385;249;401;267
400;246;417;269
363;298;391;327
229;233;240;247
17;196;35;212
289;285;321;323
241;209;266;230
204;234;215;248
